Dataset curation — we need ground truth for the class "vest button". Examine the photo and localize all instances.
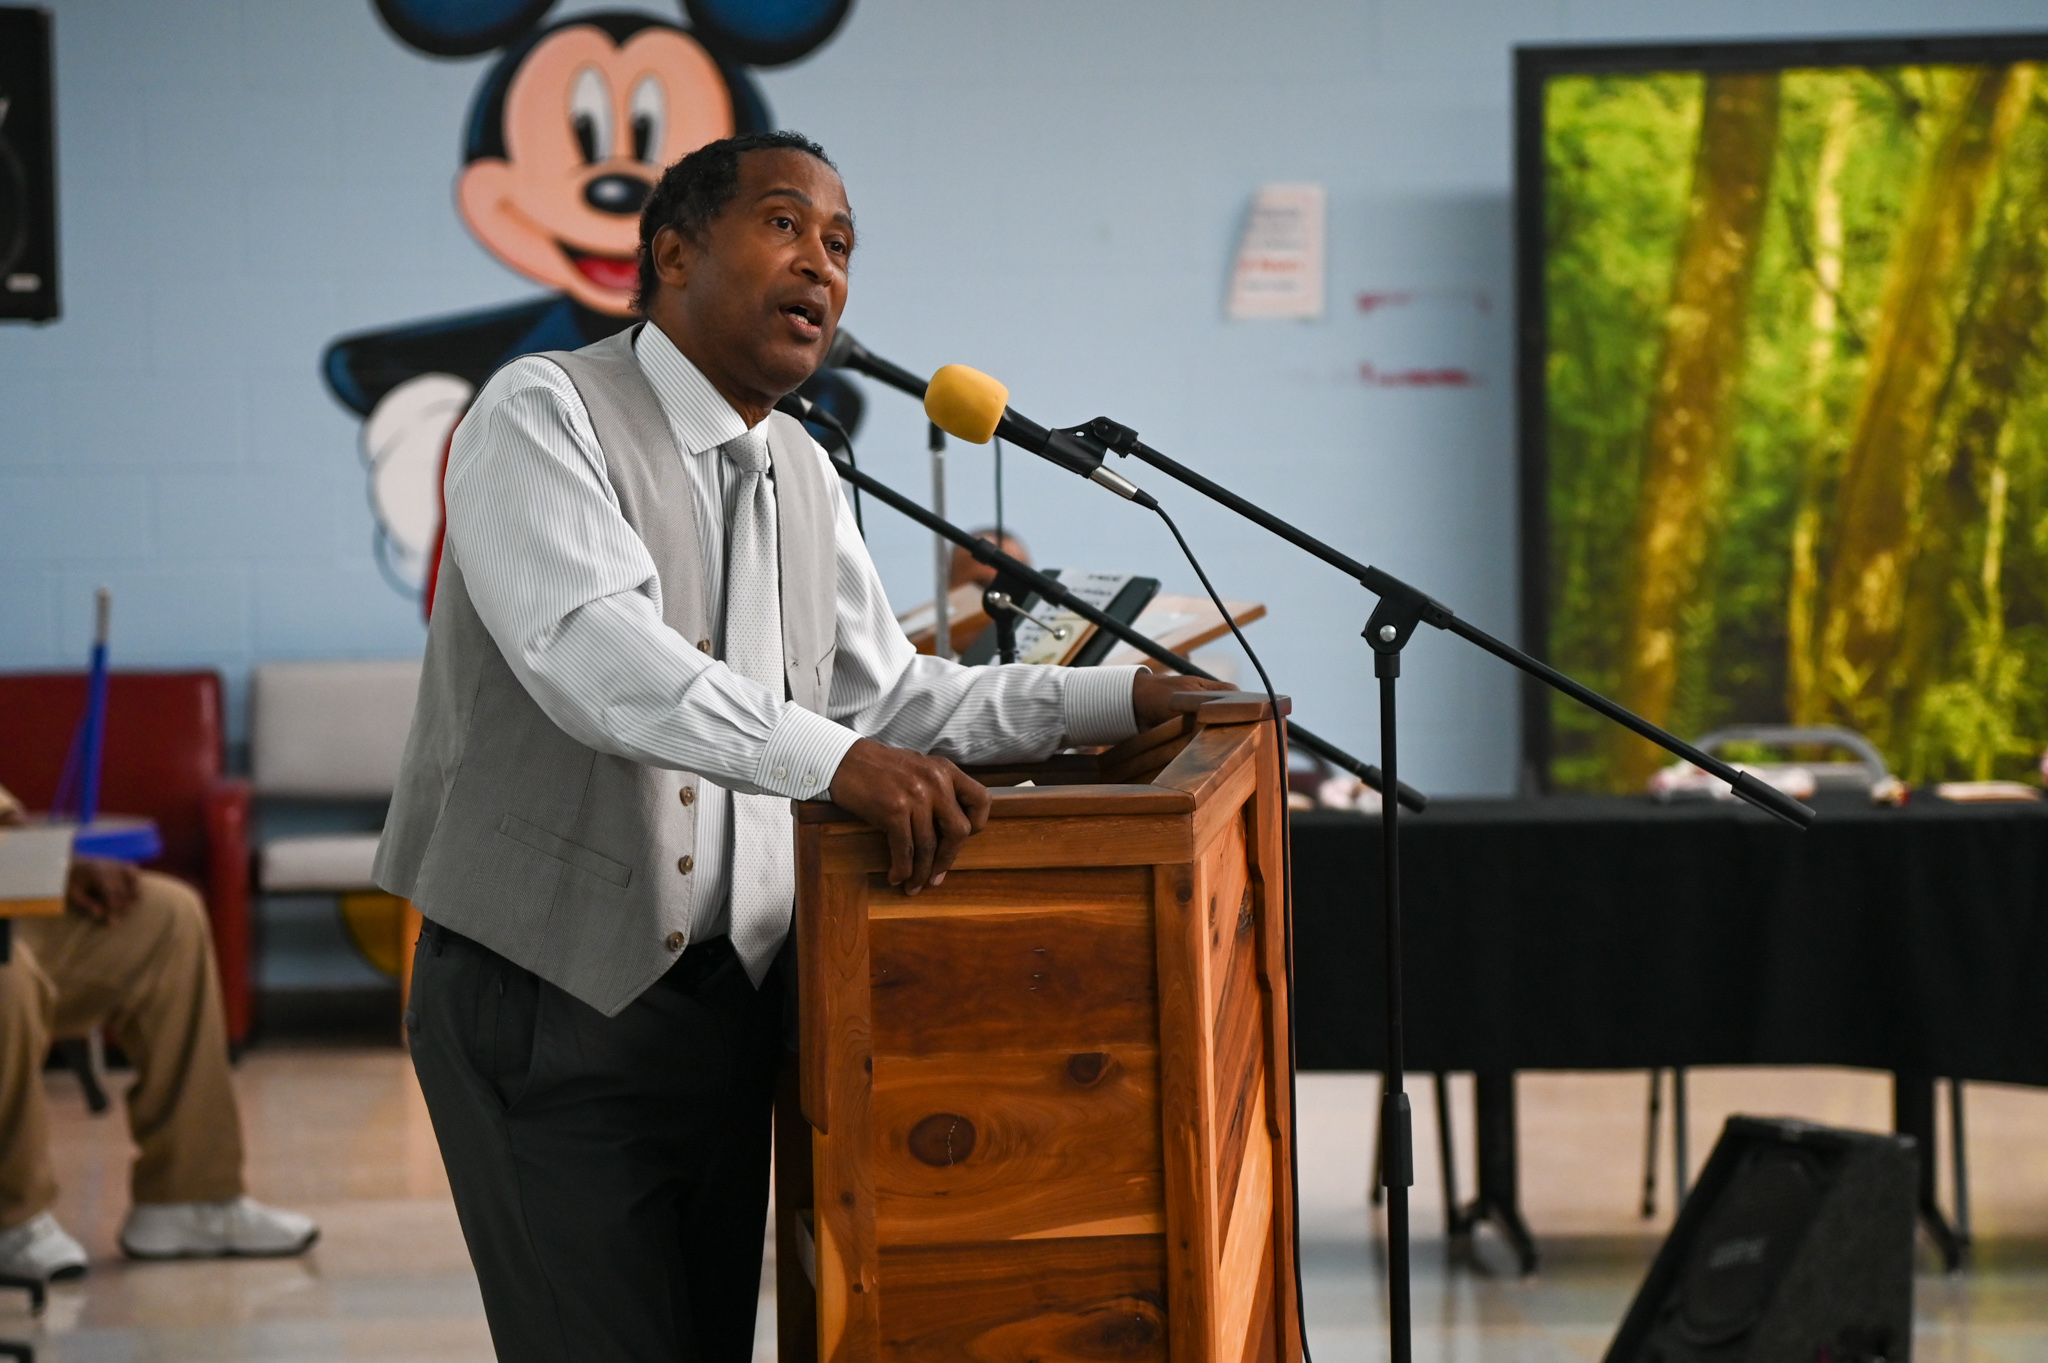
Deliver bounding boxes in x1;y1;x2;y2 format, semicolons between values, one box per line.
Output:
679;786;696;806
677;855;694;874
666;931;685;951
697;638;713;654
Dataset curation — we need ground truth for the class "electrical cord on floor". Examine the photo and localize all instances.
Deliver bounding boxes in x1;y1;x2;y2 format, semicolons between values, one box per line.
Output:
1148;503;1316;1362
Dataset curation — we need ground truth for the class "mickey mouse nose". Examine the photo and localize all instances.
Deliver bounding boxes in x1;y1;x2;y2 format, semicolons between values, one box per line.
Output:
584;174;651;216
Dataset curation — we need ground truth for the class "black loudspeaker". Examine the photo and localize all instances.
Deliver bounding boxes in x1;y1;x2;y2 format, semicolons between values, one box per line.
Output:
0;6;57;322
1606;1117;1916;1363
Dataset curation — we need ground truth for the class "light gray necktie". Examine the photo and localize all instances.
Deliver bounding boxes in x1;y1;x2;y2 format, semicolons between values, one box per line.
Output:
720;428;793;985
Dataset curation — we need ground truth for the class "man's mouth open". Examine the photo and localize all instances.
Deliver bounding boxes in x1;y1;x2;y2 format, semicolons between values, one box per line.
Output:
780;300;824;342
563;245;639;294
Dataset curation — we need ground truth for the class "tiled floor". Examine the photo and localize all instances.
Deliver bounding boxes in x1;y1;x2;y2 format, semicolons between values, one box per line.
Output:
1290;1070;2048;1363
12;1051;2047;1361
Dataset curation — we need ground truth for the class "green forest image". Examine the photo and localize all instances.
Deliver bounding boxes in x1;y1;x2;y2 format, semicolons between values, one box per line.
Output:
1544;61;2048;792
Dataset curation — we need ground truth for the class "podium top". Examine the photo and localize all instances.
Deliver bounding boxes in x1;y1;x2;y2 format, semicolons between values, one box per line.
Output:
1164;690;1292;722
796;691;1289;828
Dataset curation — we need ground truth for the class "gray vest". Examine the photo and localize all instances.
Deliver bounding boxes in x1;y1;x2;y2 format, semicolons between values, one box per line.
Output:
374;328;839;1016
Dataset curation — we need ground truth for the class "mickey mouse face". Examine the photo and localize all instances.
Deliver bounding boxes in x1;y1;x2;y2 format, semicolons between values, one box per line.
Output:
460;20;733;313
372;0;852;316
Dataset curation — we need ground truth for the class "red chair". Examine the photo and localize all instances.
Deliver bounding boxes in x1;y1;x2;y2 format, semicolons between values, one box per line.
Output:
0;671;253;1045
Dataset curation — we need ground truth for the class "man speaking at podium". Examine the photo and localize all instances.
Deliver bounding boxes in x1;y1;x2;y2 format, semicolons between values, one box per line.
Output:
375;131;1225;1362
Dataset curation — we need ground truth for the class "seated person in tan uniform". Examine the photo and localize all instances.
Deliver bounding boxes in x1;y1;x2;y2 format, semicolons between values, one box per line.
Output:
0;783;316;1279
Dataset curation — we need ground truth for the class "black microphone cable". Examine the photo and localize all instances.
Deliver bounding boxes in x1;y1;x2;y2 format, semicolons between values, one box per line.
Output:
839;439;864;536
1147;500;1318;1363
795;404;863;533
779;392;859;523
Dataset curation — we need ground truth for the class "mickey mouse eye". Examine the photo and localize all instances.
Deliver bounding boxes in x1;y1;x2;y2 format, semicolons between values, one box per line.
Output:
570;66;613;164
630;76;666;165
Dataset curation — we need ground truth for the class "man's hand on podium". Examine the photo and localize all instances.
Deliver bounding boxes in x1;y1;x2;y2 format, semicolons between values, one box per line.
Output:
1132;670;1237;730
824;674;1233;896
829;741;992;896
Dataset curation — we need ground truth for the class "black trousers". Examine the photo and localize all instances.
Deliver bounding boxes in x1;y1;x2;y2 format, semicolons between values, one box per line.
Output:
407;921;783;1363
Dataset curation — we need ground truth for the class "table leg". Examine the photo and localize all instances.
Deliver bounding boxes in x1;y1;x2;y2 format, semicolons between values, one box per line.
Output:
1459;1069;1538;1274
1640;1069;1662;1218
1893;1070;1966;1270
1672;1065;1689;1207
1434;1072;1463;1239
0;1269;44;1363
1367;1090;1383;1207
1949;1078;1972;1247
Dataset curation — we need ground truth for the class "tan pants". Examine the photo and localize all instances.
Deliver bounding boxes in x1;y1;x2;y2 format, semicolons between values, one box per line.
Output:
0;872;244;1231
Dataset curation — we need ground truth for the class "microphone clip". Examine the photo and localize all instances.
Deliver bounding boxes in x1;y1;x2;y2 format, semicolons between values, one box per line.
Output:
1052;418;1156;507
1076;416;1142;456
1044;416;1143;466
1041;422;1111;476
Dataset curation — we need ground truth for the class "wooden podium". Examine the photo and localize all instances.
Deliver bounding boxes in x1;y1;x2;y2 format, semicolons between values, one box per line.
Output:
778;695;1302;1363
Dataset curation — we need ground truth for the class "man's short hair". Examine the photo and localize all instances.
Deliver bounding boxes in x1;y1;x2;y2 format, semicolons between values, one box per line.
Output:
635;131;836;314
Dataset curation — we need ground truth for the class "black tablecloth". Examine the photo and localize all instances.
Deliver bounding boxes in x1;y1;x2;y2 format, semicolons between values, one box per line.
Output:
1288;795;2048;1086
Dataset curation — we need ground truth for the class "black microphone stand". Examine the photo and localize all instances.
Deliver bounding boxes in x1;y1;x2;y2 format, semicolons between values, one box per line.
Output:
1052;416;1815;1363
981;581;1041;665
815;436;1426;810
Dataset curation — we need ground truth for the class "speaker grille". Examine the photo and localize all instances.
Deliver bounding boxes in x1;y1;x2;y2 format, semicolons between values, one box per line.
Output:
1676;1147;1826;1345
1606;1117;1915;1363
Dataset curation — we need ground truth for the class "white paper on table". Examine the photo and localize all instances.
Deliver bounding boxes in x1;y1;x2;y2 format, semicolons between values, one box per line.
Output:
1016;572;1132;665
1096;595;1265;669
0;825;73;901
1227;183;1326;320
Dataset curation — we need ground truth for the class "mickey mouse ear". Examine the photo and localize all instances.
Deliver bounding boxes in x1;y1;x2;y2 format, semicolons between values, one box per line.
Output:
373;0;559;57
683;0;852;68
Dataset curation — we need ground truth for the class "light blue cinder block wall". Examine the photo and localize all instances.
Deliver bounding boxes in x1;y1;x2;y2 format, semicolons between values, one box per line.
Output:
2;0;2040;790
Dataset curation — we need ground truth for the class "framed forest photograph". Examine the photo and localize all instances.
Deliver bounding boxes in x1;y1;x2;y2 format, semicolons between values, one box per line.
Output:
1518;33;2048;794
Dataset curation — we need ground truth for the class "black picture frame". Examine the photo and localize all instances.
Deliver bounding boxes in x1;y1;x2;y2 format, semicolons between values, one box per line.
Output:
1514;28;2048;792
0;5;57;323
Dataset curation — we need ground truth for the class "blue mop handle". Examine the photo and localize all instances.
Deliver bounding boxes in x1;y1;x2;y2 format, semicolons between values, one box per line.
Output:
78;588;111;826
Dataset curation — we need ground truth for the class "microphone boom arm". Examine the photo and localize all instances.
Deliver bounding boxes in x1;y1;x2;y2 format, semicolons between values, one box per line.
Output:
826;330;930;401
1083;426;1813;829
822;439;1426;811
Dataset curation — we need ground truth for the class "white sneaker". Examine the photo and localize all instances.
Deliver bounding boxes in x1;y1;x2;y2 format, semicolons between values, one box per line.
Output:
119;1197;318;1260
0;1211;88;1281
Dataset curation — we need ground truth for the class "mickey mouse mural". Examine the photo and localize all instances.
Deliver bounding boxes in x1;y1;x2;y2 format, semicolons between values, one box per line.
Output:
323;0;858;601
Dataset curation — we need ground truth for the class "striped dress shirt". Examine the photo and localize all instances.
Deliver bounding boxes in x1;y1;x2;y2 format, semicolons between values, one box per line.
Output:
444;323;1141;941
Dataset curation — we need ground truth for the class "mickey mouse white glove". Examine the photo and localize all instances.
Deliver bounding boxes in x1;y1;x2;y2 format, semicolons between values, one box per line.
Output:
361;372;474;588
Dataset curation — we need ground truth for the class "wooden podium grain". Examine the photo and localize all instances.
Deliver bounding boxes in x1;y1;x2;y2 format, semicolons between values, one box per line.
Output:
777;695;1302;1363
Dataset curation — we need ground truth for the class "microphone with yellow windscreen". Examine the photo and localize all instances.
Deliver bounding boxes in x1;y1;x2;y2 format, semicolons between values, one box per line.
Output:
923;365;1010;444
920;363;1157;505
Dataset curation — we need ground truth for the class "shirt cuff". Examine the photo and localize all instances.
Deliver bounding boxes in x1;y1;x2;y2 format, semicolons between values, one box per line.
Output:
1063;665;1143;746
755;706;862;800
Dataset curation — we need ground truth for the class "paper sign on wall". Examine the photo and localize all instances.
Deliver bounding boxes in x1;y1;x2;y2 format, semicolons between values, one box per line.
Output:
1226;183;1326;320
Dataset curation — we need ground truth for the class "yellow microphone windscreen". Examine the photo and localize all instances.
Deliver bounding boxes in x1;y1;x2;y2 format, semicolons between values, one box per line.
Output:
924;364;1009;444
